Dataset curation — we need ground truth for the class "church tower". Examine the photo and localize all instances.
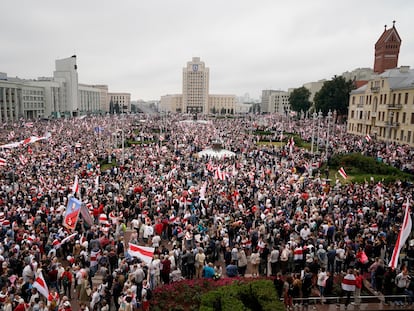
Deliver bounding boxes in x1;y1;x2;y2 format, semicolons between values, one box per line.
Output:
374;21;401;73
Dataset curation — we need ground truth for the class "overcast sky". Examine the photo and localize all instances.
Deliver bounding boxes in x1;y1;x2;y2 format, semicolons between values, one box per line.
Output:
1;0;413;101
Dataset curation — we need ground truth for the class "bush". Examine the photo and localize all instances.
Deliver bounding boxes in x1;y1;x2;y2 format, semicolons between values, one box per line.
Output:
200;279;283;311
328;153;414;182
150;278;283;311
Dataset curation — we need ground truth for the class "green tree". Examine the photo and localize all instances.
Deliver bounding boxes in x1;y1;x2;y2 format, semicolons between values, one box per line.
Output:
314;76;355;117
289;86;311;113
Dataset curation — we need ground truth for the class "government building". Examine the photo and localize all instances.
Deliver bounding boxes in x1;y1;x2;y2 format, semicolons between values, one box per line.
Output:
160;57;236;114
0;56;130;121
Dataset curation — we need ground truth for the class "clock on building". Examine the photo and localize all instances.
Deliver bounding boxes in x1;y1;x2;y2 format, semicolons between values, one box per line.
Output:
192;64;199;72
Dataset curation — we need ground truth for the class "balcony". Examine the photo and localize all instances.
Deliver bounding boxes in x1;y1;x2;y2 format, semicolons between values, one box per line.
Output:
371;86;380;93
371;112;377;117
357;103;364;108
385;121;400;128
387;104;402;110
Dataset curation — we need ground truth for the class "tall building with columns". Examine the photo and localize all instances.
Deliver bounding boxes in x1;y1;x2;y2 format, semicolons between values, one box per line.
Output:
0;80;23;122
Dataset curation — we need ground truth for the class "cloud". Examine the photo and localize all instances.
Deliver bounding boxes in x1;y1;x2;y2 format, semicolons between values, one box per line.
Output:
0;0;413;100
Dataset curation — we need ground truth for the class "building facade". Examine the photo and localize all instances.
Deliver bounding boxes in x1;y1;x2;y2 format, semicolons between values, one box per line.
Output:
182;57;209;113
53;55;79;116
159;94;183;113
260;90;290;114
108;92;131;113
0;56;128;119
160;57;236;114
347;66;414;146
208;94;236;114
0;81;22;122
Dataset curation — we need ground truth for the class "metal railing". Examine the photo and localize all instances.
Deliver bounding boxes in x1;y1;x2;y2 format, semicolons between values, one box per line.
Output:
281;294;410;304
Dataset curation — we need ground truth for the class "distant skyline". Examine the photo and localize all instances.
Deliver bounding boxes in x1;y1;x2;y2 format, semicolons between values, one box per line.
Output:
1;0;414;101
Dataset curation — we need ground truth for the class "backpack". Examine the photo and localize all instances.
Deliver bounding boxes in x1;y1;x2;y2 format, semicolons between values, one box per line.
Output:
62;274;70;286
146;287;153;300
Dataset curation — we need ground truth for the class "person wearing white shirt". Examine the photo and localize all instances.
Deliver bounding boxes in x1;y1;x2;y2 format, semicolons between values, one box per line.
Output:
300;225;311;241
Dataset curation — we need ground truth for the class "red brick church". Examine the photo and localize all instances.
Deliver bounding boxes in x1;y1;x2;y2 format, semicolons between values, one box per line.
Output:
374;21;401;73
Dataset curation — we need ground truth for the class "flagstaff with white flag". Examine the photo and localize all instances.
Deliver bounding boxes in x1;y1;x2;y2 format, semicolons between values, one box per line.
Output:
389;198;413;269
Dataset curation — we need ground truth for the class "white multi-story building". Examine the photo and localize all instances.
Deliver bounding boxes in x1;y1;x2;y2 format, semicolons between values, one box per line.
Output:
261;90;290;114
160;57;236;114
0;80;23;122
79;84;102;113
182;57;209;114
108;92;131;113
160;94;183;113
208;94;236;114
53;55;79;116
0;56;129;120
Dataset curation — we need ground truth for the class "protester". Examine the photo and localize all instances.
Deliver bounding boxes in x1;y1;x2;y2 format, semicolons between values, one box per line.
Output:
0;113;413;311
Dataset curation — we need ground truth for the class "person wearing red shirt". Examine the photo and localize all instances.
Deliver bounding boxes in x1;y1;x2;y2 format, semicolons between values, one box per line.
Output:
61;267;73;299
13;298;27;311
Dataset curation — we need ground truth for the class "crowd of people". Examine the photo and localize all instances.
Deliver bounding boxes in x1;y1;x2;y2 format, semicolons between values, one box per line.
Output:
0;113;413;311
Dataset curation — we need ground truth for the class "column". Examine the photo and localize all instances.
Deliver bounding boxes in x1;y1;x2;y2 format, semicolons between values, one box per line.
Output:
0;87;4;123
14;88;19;121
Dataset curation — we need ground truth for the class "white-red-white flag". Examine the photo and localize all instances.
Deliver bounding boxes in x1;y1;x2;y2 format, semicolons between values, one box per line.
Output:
0;158;6;167
19;154;28;165
71;175;79;196
90;249;102;267
365;134;372;143
214;167;226;181
33;270;49;299
389;198;412;269
338;167;347;179
128;243;154;264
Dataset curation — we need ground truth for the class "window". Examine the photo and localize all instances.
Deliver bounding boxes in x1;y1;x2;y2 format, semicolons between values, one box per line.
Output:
411;113;414;124
405;93;408;104
403;112;406;124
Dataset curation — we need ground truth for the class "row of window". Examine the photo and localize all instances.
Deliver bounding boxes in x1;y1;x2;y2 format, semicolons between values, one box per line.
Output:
23;90;44;95
350;110;414;124
352;92;413;106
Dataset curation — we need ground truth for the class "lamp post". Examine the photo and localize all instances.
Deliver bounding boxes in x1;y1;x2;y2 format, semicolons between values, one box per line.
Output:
311;112;317;154
386;111;394;150
316;110;322;153
326;110;332;160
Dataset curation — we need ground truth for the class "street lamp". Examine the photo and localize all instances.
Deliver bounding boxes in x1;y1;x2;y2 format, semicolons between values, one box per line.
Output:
311;112;317;154
326;110;332;160
386;111;394;150
316;110;322;153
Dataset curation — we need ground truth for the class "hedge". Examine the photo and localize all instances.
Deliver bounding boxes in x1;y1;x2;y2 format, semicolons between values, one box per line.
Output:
199;279;283;311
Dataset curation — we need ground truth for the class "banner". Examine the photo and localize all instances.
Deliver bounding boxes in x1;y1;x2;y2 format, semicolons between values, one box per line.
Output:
128;243;154;264
63;197;82;231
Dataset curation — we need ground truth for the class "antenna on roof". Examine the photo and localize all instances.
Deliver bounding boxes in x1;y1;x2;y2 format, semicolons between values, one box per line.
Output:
384;24;387;31
392;20;396;27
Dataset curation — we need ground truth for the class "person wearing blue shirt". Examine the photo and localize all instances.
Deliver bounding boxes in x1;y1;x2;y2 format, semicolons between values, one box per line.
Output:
226;261;238;277
203;262;215;278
